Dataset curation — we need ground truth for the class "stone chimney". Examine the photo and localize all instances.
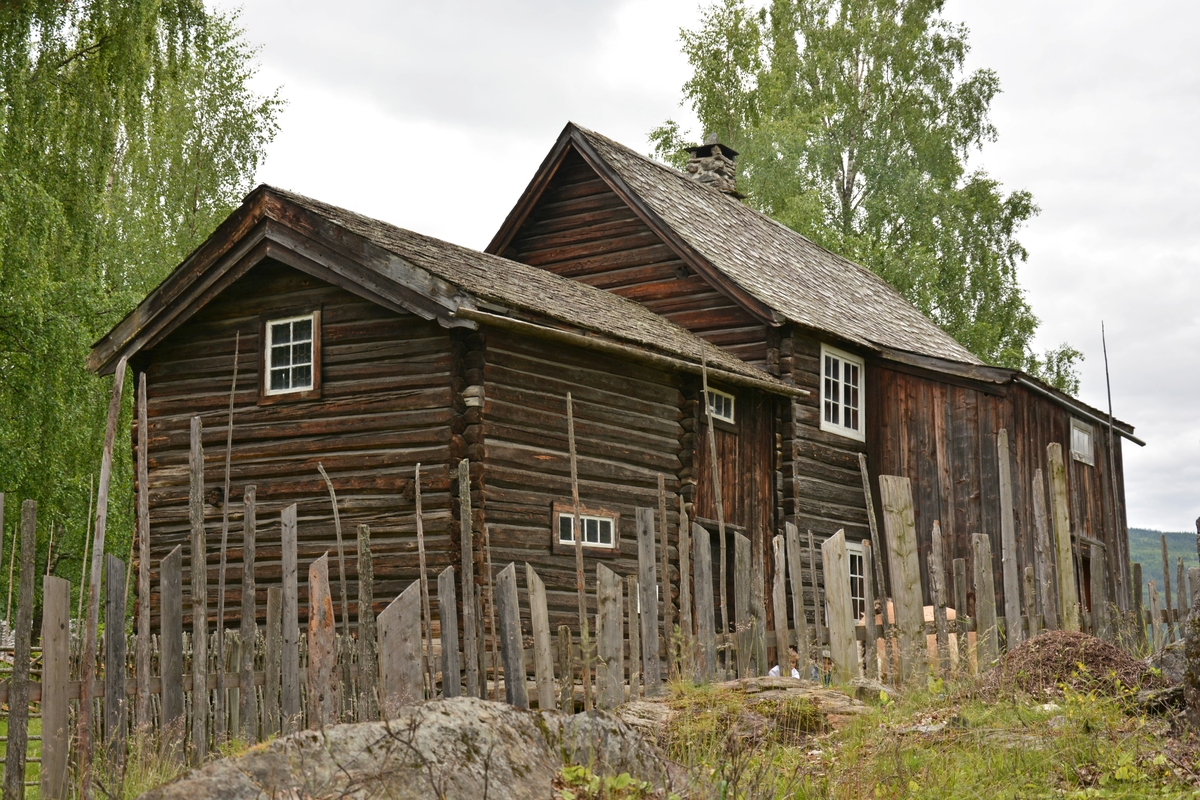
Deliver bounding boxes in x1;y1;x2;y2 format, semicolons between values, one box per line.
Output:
685;133;741;197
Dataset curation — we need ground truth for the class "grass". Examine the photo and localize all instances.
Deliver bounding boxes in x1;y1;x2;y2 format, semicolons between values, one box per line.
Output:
657;678;1199;799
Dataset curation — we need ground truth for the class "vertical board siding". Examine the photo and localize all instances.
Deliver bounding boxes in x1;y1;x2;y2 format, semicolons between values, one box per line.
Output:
140;261;455;629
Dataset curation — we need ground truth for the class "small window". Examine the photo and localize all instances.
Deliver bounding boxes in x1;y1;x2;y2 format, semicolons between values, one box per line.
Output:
266;314;315;395
552;501;621;556
707;388;735;423
1070;418;1094;465
820;345;865;441
845;540;867;622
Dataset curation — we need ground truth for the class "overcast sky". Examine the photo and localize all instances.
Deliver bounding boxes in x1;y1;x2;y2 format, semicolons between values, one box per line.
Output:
217;0;1200;533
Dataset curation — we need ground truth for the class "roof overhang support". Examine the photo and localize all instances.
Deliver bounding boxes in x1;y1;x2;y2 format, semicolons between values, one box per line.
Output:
456;307;807;399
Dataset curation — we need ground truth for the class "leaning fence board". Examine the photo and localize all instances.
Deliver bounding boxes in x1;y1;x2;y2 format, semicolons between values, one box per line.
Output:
1032;469;1059;630
972;534;999;671
878;476;924;683
4;500;35;800
42;576;70;799
692;522;716;682
307;554;338;728
596;563;624;709
771;535;789;673
1091;544;1110;641
105;554;128;764
264;586;283;735
784;523;810;669
996;429;1023;647
161;546;185;751
862;541;879;679
188;417;209;761
734;531;752;678
637;508;661;695
1047;444;1080;631
929;523;950;677
281;504;301;732
379;581;423;716
358;524;380;716
526;564;554;710
627;575;641;700
439;566;461;699
821;530;860;682
494;563;528;709
239;487;258;739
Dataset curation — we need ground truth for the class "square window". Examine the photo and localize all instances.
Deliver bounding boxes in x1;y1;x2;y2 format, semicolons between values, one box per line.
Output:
265;314;316;396
552;502;620;556
820;345;865;441
707;388;736;423
1070;418;1095;465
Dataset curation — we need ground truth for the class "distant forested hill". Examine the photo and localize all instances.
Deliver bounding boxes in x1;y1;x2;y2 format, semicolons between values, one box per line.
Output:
1128;528;1198;604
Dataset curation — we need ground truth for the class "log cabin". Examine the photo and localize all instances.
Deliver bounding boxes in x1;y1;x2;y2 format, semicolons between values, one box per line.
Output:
86;185;801;634
488;123;1143;628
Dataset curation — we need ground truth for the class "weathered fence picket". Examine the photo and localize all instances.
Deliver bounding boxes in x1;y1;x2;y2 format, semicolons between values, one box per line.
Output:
136;374;151;730
1024;566;1039;639
1132;563;1145;648
596;563;623;710
1148;580;1162;651
734;531;752;678
239;487;258;740
494;563;527;709
458;459;479;699
264;586;282;736
862;540;879;679
627;575;641;699
785;523;810;669
379;581;423;716
307;554;338;728
189;417;209;761
1032;469;1059;631
358;524;380;712
692;522;716;682
879;476;923;684
105;554;128;765
42;576;70;799
821;530;859;682
996;429;1023;647
161;546;184;753
637;508;661;695
953;557;969;672
928;522;950;677
439;566;460;699
771;535;788;674
972;534;999;671
526;564;554;710
1091;545;1111;641
1047;444;1080;631
558;625;573;712
281;504;301;733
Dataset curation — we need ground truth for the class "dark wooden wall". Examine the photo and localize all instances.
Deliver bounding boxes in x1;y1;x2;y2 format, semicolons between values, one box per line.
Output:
137;260;456;628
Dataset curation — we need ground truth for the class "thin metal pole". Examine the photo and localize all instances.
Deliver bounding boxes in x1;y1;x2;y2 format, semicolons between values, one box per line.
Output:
567;392;591;710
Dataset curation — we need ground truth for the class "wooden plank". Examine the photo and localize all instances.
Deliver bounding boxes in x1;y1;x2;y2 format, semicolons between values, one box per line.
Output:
458;458;479;698
1032;469;1059;631
1047;444;1080;631
1178;558;1189;622
734;531;752;678
751;521;767;677
379;581;423;716
79;355;126;793
972;534;999;671
627;575;641;699
41;576;70;800
859;453;890;642
878;475;924;684
1161;535;1176;643
566;393;591;710
105;554;128;765
3;500;35;800
558;625;573;712
161;546;185;752
678;499;692;677
264;586;282;736
807;529;823;653
929;523;950;676
136;373;151;730
280;503;300;733
307;554;338;728
494;563;528;708
771;535;789;674
358;524;380;717
413;464;436;698
996;429;1022;647
1131;563;1145;649
526;564;555;710
658;474;674;680
1024;566;1039;640
785;523;811;670
821;530;860;683
595;563;623;709
638;507;662;695
1091;544;1110;641
693;522;716;682
862;541;879;679
438;566;460;699
484;525;498;702
1148;580;1161;651
214;335;239;745
189;417;209;761
239;486;257;740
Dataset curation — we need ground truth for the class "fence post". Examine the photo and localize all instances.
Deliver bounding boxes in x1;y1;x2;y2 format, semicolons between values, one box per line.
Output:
785;523;810;670
734;531;752;678
239;487;257;740
627;575;641;699
1131;562;1145;649
678;501;693;676
878;476;924;684
439;566;460;700
821;530;860;683
1032;469;1059;630
771;535;789;674
494;563;527;708
264;586;282;736
105;554;128;767
1148;580;1161;651
637;508;661;695
1091;544;1111;641
953;557;969;672
187;417;209;761
458;459;479;698
379;581;423;716
972;534;999;671
525;564;554;710
692;522;716;682
358;524;380;716
862;540;879;679
996;429;1023;647
596;564;623;709
1047;444;1079;631
2;499;36;800
41;575;70;799
1024;566;1039;640
929;521;950;676
281;504;300;732
307;554;337;728
558;625;573;712
161;546;184;753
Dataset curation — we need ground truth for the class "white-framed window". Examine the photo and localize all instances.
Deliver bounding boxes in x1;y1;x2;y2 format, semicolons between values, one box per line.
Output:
1070;418;1095;466
845;540;867;622
552;501;621;555
266;314;315;395
820;344;865;441
707;388;736;423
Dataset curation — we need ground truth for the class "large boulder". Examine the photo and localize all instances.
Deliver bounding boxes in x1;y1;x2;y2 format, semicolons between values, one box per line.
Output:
139;697;683;800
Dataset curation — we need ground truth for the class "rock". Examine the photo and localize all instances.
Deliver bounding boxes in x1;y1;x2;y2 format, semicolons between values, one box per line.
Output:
138;697;683;800
849;677;898;704
712;676;869;717
1145;640;1187;685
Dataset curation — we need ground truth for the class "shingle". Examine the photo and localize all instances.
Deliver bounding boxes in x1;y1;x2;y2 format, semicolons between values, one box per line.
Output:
573;126;983;365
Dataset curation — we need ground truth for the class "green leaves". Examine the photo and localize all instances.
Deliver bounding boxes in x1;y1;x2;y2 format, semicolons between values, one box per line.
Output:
657;0;1082;393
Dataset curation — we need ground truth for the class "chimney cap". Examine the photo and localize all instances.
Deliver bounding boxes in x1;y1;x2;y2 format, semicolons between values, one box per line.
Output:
686;132;738;160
